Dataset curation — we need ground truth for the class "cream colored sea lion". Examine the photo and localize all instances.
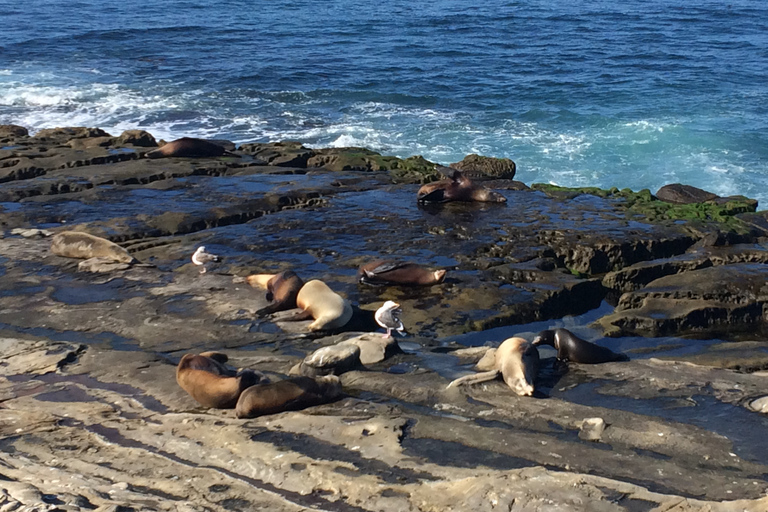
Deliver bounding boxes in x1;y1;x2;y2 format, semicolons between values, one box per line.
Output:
246;270;305;316
176;352;265;409
283;279;353;331
357;259;447;286
50;231;136;264
417;168;507;203
446;337;539;396
144;137;234;159
235;375;342;419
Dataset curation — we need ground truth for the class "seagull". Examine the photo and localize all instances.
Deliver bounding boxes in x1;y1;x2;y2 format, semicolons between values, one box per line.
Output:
375;300;407;338
191;246;220;274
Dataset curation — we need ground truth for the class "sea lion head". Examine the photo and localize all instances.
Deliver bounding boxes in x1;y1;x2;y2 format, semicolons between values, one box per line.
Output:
532;329;556;349
432;269;447;283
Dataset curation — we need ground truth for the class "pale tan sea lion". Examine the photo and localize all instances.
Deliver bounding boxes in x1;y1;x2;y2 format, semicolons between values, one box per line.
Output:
284;279;353;331
417;168;507;203
357;259;447;286
246;270;305;316
176;352;265;409
50;231;136;264
144;137;234;159
446;337;539;396
235;375;342;419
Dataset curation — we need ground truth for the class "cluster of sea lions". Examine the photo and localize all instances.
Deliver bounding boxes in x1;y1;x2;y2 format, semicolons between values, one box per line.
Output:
42;139;631;418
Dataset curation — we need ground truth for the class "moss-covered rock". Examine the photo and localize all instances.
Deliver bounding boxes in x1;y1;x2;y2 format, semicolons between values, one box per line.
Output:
449;153;516;180
308;148;440;183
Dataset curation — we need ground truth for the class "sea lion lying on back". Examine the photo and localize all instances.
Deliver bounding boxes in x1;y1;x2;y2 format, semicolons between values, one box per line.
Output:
50;231;136;264
532;328;629;364
447;337;539;396
358;259;447;286
145;137;234;159
235;375;342;419
283;279;353;331
417;168;507;203
176;351;266;409
246;270;305;316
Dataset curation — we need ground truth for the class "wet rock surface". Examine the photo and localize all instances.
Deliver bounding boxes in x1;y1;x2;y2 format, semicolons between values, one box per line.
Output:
2;127;768;510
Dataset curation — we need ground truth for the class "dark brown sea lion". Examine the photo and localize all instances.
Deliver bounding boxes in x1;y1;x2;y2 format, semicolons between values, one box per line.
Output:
246;271;305;316
283;279;353;331
176;352;265;409
235;375;342;419
51;231;137;264
417;168;507;203
532;328;629;364
447;337;539;396
358;259;447;286
144;137;234;159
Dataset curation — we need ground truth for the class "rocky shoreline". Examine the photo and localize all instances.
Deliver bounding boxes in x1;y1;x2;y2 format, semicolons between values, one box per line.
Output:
2;125;768;511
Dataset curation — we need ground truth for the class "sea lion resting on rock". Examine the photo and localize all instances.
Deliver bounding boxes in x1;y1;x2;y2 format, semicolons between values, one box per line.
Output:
447;337;539;396
176;352;266;409
283;279;353;331
246;270;305;316
358;259;447;286
50;231;136;264
145;137;234;159
417;168;507;204
235;375;342;419
532;328;629;364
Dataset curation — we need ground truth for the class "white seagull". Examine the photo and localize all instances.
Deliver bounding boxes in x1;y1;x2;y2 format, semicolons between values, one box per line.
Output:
375;300;407;338
191;246;220;274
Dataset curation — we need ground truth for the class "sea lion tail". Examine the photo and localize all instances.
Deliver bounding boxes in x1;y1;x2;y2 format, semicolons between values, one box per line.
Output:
446;369;500;389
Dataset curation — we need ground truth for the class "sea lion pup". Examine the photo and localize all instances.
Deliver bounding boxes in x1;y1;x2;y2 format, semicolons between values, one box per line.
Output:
446;337;539;396
532;328;629;364
50;231;137;264
358;259;447;286
283;279;353;331
235;375;342;419
176;352;265;409
144;137;234;159
417;167;507;203
246;270;305;316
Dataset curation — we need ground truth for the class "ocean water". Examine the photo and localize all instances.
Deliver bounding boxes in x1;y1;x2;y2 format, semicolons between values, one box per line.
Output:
1;0;767;203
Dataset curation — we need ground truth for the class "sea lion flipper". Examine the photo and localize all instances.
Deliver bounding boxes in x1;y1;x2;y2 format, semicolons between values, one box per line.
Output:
446;369;500;389
199;351;228;363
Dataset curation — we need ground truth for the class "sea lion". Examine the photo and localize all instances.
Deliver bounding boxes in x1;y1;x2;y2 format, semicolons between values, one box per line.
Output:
417;168;507;203
358;260;447;286
176;352;265;409
532;328;629;364
144;137;234;159
50;231;136;264
235;375;342;419
246;270;305;316
283;279;353;331
446;337;539;396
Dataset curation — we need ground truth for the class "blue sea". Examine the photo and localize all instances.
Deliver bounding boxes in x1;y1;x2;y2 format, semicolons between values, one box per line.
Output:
1;0;767;203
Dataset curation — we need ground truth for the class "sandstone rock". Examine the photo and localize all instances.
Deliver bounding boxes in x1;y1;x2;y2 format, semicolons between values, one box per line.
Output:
67;136;116;149
116;130;158;147
578;417;606;441
35;127;112;140
0;124;29;138
449;153;516;180
239;141;314;167
656;183;718;204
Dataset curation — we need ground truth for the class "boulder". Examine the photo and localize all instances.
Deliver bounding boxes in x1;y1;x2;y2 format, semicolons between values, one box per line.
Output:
35;127;112;140
656;184;718;204
0;124;29;138
117;130;158;147
449;154;516;180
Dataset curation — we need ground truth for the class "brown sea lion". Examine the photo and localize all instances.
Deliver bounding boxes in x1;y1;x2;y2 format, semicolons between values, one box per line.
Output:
446;337;539;396
235;375;342;419
144;137;234;159
358;259;447;286
417;168;507;203
283;279;353;331
246;270;305;316
50;231;136;264
532;328;629;364
176;352;265;409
